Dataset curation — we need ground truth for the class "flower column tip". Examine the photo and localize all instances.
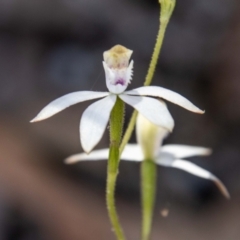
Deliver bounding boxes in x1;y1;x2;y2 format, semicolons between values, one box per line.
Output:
103;45;133;68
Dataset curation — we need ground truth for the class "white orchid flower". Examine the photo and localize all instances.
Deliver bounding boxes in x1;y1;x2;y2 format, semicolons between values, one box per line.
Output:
65;114;229;199
31;45;203;153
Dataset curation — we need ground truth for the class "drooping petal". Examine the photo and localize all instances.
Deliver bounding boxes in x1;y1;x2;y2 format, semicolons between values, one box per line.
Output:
30;91;109;122
80;95;117;153
124;86;204;114
119;95;174;131
65;144;143;164
156;155;230;199
161;144;212;158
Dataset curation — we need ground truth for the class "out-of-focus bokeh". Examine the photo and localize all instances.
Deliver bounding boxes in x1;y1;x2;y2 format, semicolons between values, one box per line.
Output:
0;0;240;239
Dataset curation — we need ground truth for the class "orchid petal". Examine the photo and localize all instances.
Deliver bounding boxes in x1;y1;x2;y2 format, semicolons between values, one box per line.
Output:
161;144;212;158
65;144;143;164
80;95;116;153
119;95;174;131
124;86;204;114
156;155;230;199
65;148;109;164
30;91;109;122
120;144;143;161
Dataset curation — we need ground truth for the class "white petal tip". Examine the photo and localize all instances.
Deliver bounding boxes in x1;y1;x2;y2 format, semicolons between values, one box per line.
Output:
64;152;91;164
30;115;45;122
81;137;99;155
205;149;212;155
82;147;92;155
64;158;74;164
197;109;205;114
225;193;231;200
222;190;231;200
64;156;78;164
30;117;38;123
214;179;230;200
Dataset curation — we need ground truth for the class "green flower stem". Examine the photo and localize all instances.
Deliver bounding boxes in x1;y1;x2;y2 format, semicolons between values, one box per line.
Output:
141;160;157;240
107;96;125;240
143;13;167;86
119;110;138;155
119;0;175;155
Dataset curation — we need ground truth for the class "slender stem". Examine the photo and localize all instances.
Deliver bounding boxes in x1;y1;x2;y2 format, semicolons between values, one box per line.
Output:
120;5;173;155
119;110;138;155
143;20;167;86
107;96;125;240
119;2;176;239
141;160;157;240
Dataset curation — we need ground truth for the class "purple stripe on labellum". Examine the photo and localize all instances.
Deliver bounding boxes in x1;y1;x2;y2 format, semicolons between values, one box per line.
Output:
115;79;125;85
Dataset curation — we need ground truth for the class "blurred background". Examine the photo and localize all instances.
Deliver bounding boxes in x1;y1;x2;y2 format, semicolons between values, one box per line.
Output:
0;0;239;239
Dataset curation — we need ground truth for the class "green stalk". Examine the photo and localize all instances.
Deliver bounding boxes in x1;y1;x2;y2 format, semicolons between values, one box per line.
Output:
118;2;176;239
141;2;175;236
141;160;157;240
120;0;175;155
107;96;125;240
119;110;138;155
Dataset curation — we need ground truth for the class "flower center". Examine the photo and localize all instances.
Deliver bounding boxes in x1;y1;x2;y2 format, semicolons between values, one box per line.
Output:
103;45;134;94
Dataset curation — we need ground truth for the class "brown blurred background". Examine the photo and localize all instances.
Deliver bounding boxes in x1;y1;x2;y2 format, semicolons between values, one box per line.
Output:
0;0;240;239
